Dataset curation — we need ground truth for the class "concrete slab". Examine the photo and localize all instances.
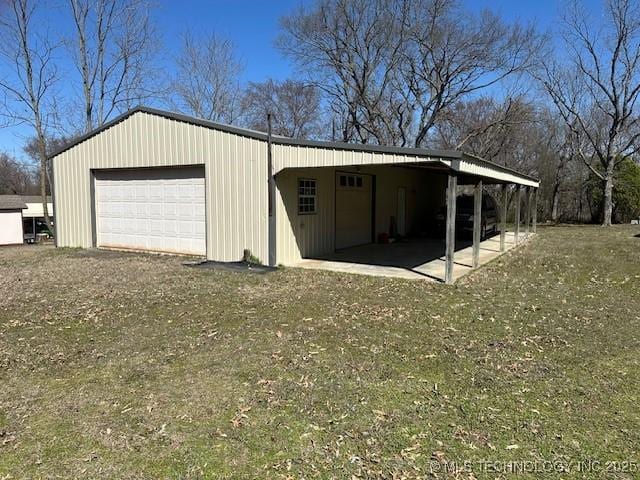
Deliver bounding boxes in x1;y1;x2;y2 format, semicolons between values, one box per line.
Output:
293;231;533;282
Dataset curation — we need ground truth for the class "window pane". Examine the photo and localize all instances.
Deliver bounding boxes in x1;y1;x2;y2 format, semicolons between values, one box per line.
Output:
299;179;317;214
348;176;355;187
340;175;346;186
356;176;363;187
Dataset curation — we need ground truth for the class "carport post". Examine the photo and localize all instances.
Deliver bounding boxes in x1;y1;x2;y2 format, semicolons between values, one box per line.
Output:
472;179;482;268
267;113;277;266
445;173;458;284
514;185;521;244
532;188;538;233
524;186;531;238
500;184;507;252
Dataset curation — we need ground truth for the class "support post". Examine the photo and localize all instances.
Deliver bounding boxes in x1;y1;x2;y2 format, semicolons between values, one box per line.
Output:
445;173;457;284
472;179;482;268
267;113;277;266
500;184;507;252
514;186;521;244
532;188;538;233
524;186;531;238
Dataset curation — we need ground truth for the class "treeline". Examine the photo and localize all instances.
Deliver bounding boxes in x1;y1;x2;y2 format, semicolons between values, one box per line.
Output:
0;0;638;225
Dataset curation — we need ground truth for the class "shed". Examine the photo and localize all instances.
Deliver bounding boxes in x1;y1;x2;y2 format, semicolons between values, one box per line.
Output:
0;196;27;245
50;107;539;283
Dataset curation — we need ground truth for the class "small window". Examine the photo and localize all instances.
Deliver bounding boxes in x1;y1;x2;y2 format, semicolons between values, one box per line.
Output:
338;174;365;190
298;178;317;214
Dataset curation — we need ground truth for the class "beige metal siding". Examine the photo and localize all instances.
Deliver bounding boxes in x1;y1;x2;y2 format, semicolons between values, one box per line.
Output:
275;165;446;265
273;143;443;173
52;111;268;263
445;158;539;188
273;144;539;188
335;173;373;249
276;168;335;263
52;108;537;267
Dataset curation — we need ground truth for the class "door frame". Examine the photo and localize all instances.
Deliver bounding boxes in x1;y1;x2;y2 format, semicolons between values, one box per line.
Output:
91;164;207;255
333;170;376;251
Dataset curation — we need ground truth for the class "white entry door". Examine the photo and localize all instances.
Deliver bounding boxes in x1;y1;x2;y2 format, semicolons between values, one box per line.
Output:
94;167;206;255
335;172;372;249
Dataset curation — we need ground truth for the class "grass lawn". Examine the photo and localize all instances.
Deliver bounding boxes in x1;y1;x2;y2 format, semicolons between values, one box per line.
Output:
1;226;640;479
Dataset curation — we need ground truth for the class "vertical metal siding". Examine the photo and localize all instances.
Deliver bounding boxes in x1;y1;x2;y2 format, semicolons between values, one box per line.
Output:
52;110;536;267
52;111;268;263
272;143;444;174
275;165;445;265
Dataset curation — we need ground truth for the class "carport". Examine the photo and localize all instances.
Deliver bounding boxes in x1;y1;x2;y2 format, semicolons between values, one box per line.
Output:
272;147;539;284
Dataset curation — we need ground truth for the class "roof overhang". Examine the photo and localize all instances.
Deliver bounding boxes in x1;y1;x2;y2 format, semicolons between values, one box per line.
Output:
446;154;539;187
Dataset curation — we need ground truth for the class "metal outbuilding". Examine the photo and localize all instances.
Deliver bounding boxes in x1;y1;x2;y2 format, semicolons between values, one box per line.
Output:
0;196;54;245
0;196;27;245
50;107;539;283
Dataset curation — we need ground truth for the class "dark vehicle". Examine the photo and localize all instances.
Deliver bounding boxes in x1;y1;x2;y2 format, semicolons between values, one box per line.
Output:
23;218;53;244
435;194;498;239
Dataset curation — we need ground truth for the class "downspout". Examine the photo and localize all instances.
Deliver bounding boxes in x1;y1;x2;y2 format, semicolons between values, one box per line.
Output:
50;156;57;247
267;113;277;266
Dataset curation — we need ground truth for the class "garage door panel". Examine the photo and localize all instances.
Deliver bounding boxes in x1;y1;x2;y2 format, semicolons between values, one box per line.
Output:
95;167;205;255
134;203;148;217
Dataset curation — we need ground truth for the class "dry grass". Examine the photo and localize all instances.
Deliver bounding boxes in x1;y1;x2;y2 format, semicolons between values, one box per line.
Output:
1;225;640;479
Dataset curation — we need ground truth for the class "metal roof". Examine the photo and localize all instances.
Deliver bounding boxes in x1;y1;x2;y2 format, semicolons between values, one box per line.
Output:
48;106;539;184
0;195;27;210
21;195;52;204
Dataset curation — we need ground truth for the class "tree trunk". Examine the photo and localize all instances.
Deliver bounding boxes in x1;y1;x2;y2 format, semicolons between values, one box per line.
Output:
37;135;54;234
602;161;614;226
551;184;560;223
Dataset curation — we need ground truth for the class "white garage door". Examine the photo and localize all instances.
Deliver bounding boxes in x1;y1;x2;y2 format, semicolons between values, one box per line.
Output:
95;167;206;255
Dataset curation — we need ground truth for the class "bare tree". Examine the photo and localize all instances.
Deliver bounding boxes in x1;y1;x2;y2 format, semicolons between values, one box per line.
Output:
403;0;542;147
0;0;57;231
538;0;640;225
242;79;323;138
0;152;38;194
169;32;243;123
68;0;157;132
23;134;75;196
278;0;410;145
435;96;536;161
278;0;542;147
533;111;578;223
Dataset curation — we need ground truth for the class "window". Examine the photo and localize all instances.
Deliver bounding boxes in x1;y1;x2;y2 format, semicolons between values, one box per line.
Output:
298;179;317;214
338;174;365;189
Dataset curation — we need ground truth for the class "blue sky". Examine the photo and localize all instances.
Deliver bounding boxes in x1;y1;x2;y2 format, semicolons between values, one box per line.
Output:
154;0;565;83
0;0;599;160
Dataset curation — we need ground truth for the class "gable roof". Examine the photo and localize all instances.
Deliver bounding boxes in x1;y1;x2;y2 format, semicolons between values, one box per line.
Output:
48;106;538;184
0;195;27;210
